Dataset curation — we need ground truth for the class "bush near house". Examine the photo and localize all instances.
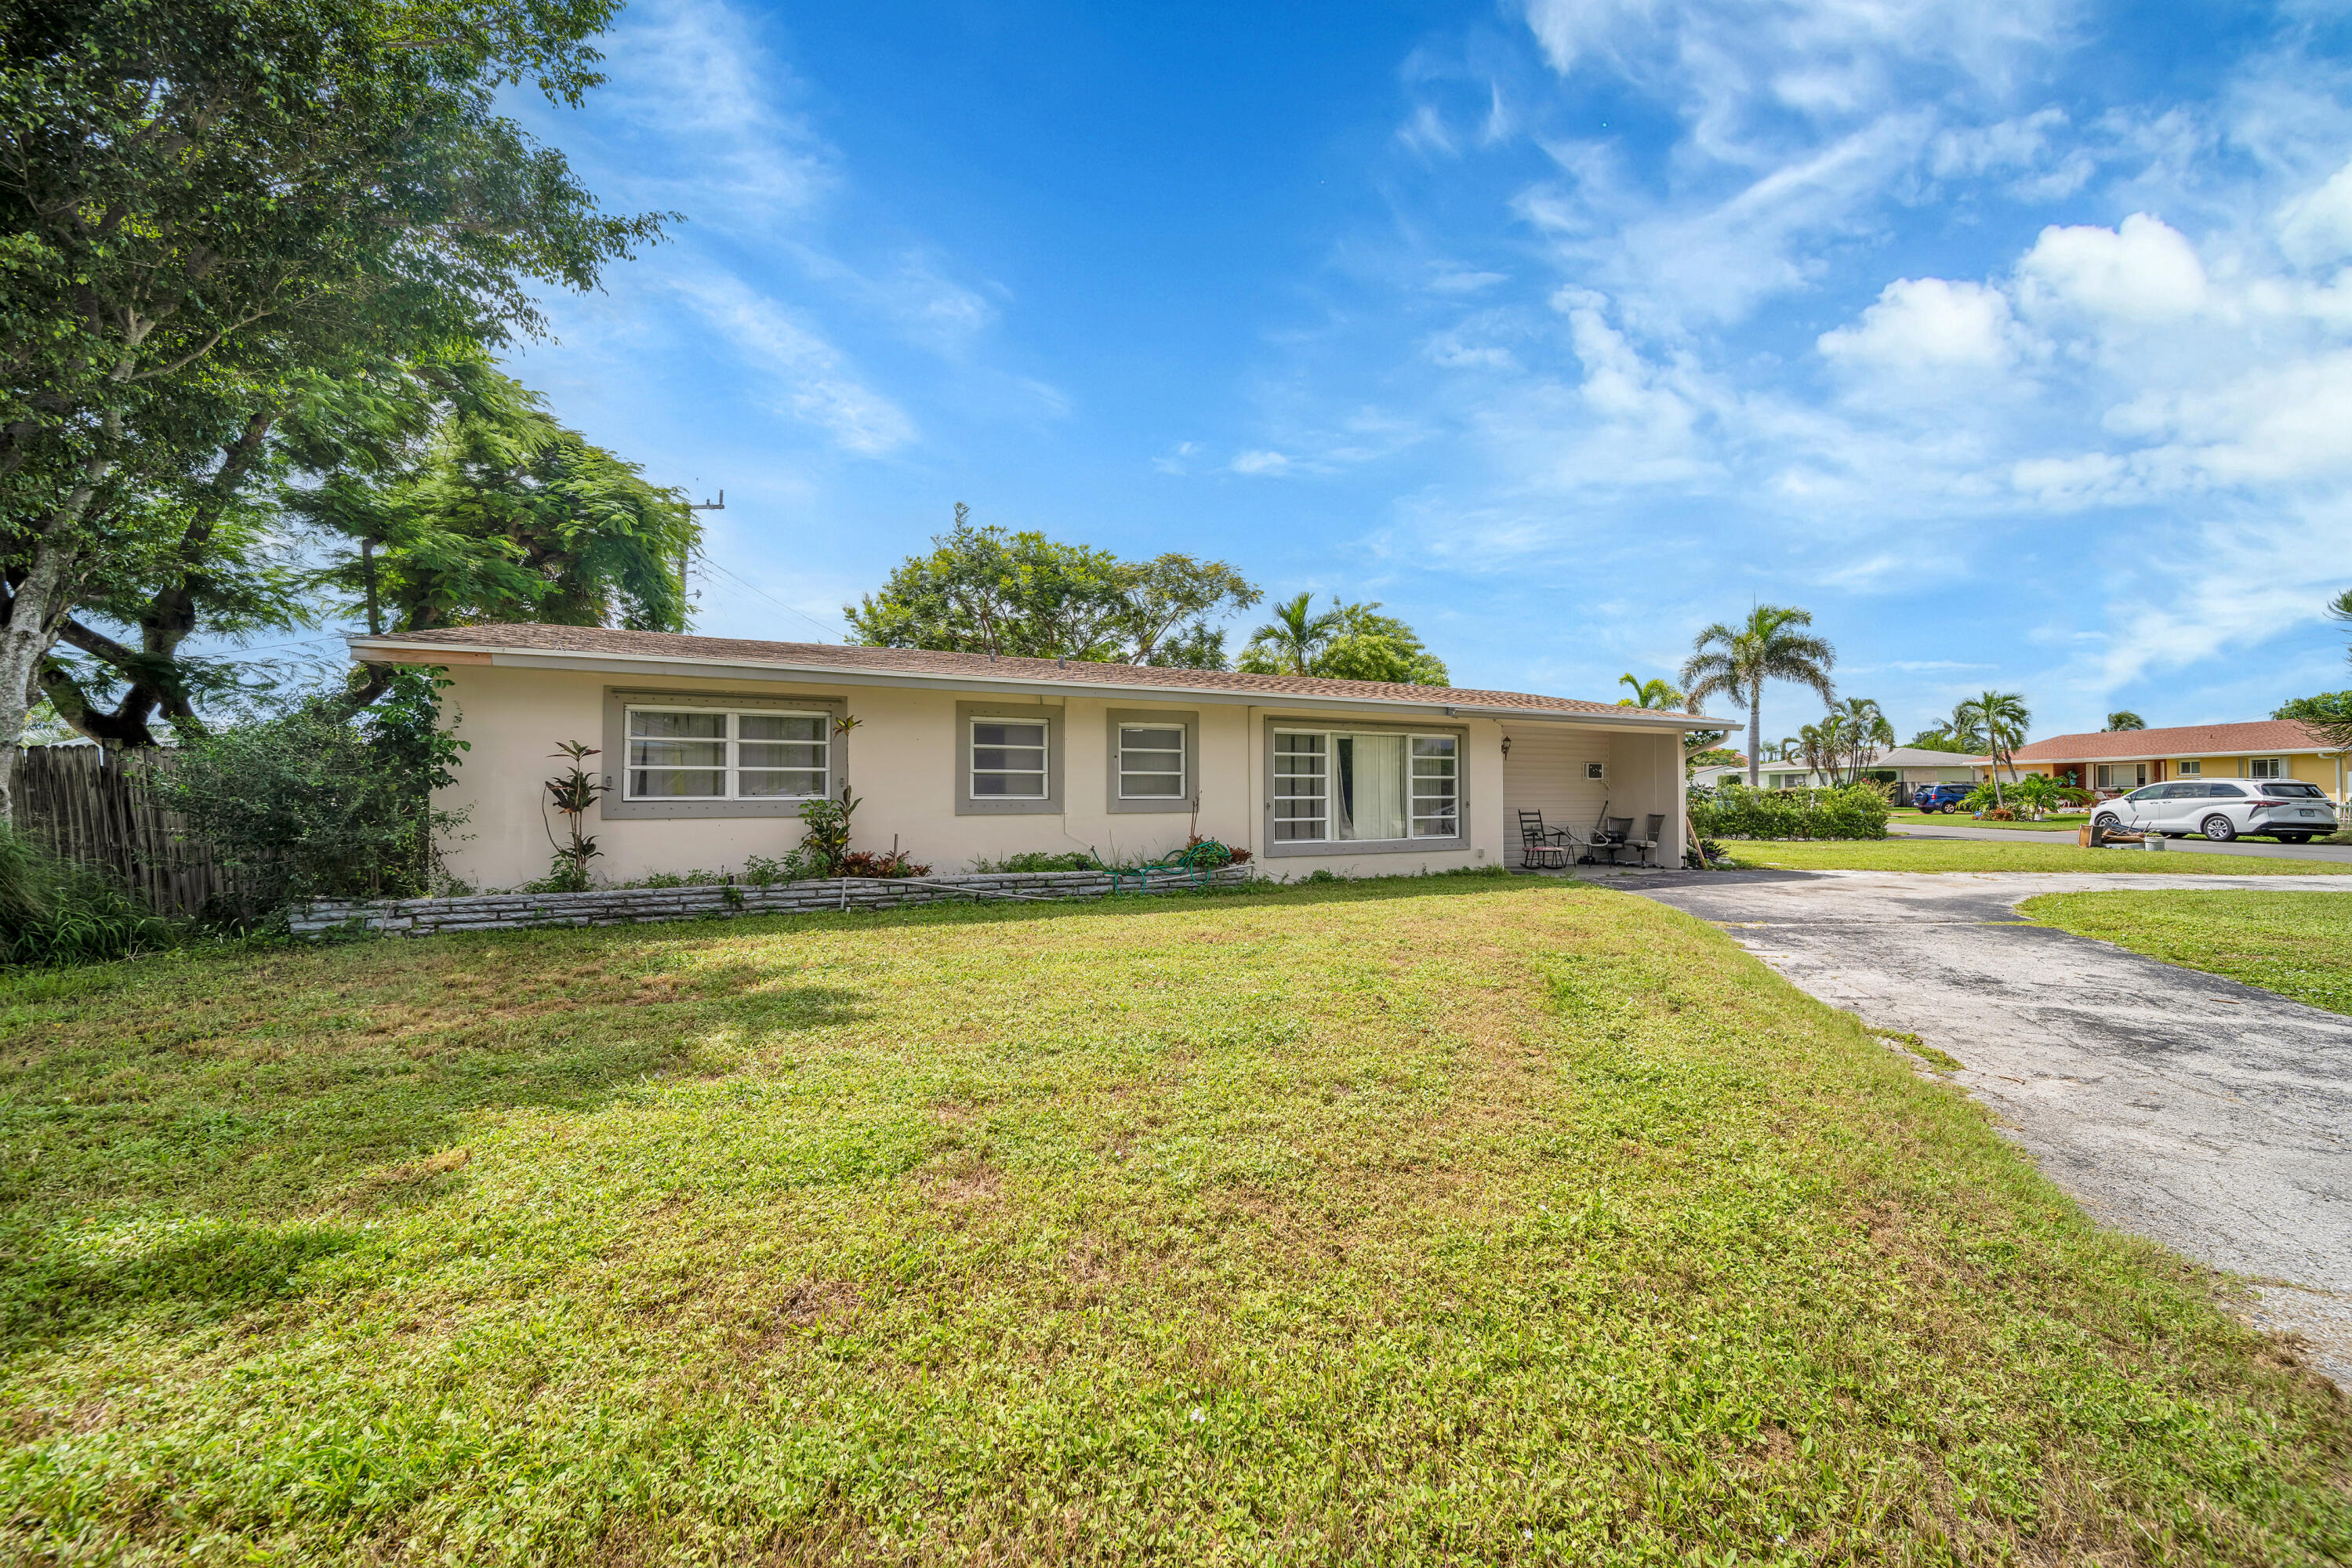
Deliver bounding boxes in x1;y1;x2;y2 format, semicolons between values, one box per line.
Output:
1690;782;1889;840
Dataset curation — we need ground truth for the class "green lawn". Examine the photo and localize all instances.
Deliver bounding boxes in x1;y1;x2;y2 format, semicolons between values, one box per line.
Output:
2;880;2346;1563
2023;889;2352;1016
1723;838;2352;874
1889;809;2086;833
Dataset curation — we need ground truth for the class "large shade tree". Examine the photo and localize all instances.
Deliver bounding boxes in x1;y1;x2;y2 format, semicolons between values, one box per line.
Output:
0;0;664;818
846;507;1259;667
1679;605;1837;789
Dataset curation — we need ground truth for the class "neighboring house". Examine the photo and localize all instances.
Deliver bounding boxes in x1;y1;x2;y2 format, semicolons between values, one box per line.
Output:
348;625;1733;887
2008;720;2348;801
1690;746;1990;792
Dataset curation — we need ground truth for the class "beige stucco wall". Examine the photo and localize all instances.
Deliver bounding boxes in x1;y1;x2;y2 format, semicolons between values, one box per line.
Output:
426;663;1568;889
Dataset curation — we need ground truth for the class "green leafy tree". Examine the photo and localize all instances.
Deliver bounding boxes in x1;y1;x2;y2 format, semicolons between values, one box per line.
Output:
1956;690;2031;805
37;360;697;744
0;0;665;818
2104;710;2147;731
1679;605;1837;789
846;506;1258;666
2280;589;2352;752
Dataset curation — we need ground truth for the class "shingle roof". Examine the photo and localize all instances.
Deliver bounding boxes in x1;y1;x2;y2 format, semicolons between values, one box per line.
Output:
354;623;1734;724
2009;720;2332;762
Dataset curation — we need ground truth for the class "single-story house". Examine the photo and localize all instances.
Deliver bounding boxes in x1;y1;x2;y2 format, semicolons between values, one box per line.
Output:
2007;720;2348;802
1690;746;1991;792
347;625;1734;887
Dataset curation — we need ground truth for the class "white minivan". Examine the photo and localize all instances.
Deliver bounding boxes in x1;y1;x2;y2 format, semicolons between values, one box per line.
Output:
2092;779;2342;843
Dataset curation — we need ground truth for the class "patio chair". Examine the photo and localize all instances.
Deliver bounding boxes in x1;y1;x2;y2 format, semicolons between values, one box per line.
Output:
1516;811;1572;870
1620;813;1664;867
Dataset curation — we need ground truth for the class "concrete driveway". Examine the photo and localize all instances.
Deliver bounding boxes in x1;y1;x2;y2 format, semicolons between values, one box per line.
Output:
1627;868;2352;1383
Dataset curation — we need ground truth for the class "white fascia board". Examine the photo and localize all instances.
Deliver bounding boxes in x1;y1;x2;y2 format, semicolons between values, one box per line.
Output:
347;637;1739;733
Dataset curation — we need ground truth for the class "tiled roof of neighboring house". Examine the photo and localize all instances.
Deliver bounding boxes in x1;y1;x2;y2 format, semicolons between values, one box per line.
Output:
354;623;1737;724
2009;720;2332;763
1867;747;1993;768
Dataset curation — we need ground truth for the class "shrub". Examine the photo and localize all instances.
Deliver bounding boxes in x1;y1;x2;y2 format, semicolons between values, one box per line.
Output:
160;671;468;916
970;850;1096;873
0;825;180;966
838;849;932;878
1689;782;1889;840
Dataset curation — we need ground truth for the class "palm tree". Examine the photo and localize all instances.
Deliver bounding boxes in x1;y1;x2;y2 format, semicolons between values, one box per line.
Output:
1943;700;1988;752
1246;591;1339;677
1616;673;1685;710
2103;710;2145;731
1681;605;1838;789
1955;690;2031;804
1831;696;1894;782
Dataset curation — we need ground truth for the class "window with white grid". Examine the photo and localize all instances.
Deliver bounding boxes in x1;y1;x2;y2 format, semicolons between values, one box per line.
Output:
625;707;829;800
1117;724;1186;799
1273;729;1458;843
971;719;1050;798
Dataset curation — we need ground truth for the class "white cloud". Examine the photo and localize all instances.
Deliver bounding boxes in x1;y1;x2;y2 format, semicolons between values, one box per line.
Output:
2016;212;2207;321
1152;440;1202;476
2277;156;2352;266
1819;277;2018;369
673;274;916;455
1231;450;1293;476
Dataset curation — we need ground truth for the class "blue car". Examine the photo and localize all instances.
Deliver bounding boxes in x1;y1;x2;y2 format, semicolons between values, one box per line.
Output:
1911;783;1973;814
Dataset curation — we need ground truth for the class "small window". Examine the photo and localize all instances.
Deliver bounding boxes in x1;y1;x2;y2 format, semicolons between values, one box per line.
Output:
1410;736;1458;837
2270;782;2325;798
2205;782;2245;797
626;707;829;801
2249;757;2285;780
2176;759;2201;775
1117;725;1186;800
971;720;1049;799
1272;732;1328;842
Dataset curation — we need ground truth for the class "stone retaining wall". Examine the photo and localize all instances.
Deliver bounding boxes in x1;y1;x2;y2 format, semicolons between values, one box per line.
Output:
292;865;1255;938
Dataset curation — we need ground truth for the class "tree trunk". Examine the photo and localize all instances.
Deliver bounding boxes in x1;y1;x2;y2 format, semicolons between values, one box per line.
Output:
1747;687;1762;789
0;443;114;822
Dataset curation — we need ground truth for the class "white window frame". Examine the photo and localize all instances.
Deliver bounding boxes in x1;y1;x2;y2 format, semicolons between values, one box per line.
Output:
622;703;832;804
1269;726;1460;847
969;717;1051;801
2249;757;2286;781
1115;722;1188;801
2176;759;2201;775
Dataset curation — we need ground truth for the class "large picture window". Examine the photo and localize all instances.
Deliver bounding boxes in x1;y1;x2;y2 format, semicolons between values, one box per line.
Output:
971;719;1049;798
1272;728;1457;843
626;706;829;800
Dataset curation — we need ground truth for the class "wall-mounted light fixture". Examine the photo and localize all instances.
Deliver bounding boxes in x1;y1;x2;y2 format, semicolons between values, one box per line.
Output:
1501;735;1513;760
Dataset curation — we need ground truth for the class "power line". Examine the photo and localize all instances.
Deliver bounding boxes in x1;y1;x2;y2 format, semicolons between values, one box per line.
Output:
697;557;838;641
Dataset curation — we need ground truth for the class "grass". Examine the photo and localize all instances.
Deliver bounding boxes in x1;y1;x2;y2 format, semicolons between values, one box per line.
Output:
1722;837;2352;874
2023;889;2352;1017
1888;810;2087;834
2;878;2347;1563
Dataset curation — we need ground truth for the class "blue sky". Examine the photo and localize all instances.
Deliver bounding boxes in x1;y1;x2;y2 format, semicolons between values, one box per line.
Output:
493;0;2352;745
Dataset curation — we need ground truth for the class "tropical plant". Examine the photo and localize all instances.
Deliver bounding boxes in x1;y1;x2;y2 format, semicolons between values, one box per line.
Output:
1679;605;1837;789
1955;690;2031;805
1238;597;1450;685
1617;673;1684;710
1825;696;1895;783
2007;772;2067;819
797;789;860;877
846;506;1258;667
539;742;604;892
2103;711;2147;731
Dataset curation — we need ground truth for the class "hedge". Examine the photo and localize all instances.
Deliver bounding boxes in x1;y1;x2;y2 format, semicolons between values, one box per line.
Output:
1690;782;1890;840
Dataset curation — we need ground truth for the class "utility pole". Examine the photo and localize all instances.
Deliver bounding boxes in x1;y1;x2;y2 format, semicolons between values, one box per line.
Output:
681;488;724;622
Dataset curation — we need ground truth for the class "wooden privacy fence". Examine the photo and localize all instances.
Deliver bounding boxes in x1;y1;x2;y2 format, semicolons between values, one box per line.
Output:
9;746;241;918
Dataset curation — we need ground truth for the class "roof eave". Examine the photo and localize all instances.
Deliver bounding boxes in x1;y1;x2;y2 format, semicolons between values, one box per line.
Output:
345;634;1738;731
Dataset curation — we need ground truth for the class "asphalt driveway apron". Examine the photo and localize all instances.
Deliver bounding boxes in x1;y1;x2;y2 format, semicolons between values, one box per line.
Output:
1626;869;2352;1384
